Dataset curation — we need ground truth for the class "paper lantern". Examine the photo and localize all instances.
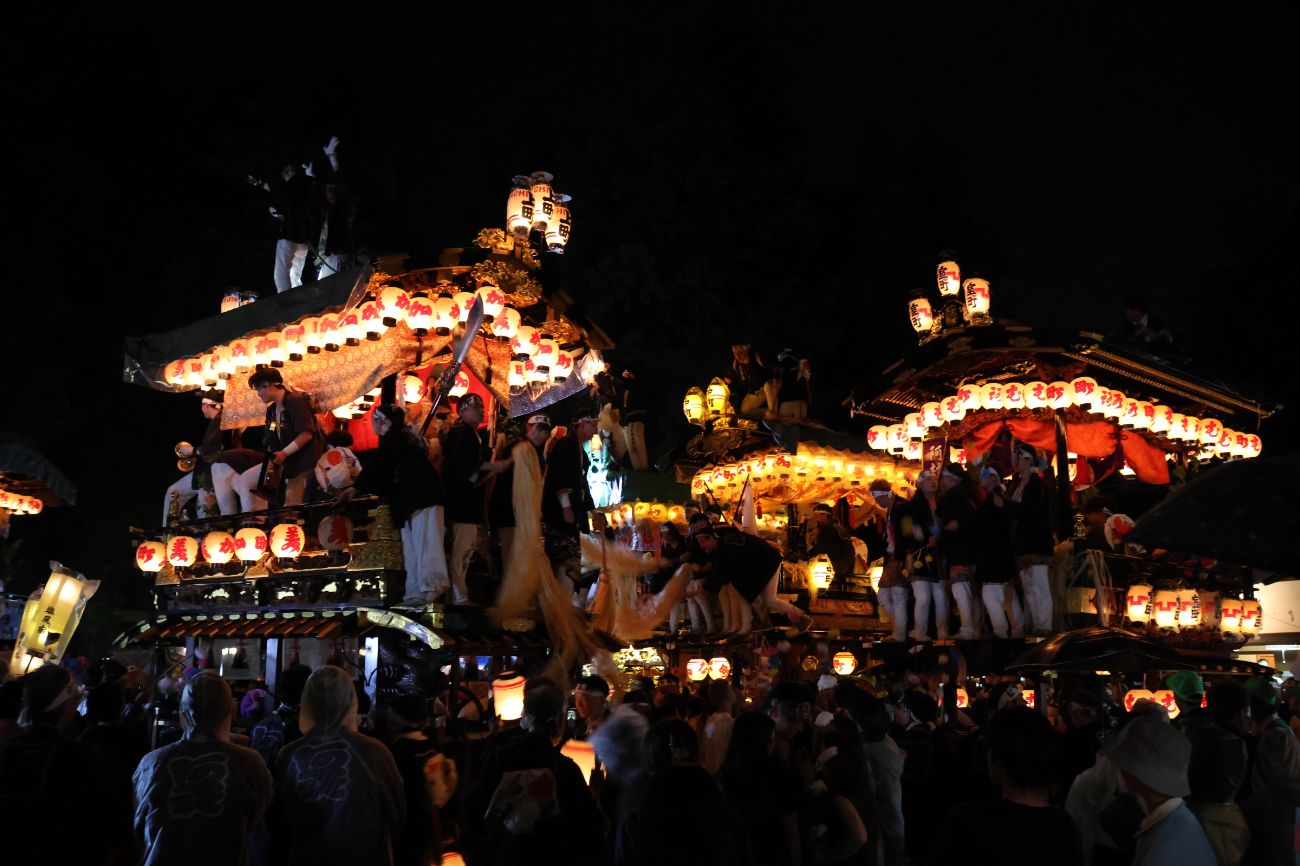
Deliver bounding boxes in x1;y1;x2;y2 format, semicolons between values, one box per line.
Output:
1152;590;1178;628
980;382;1005;411
402;374;427;404
905;413;925;439
706;378;731;417
1102;390;1126;419
135;541;166;573
336;309;361;346
1149;405;1173;434
936;260;961;296
1024;381;1049;410
1133;401;1155;430
506;186;534;238
1219;597;1243;632
1151;689;1180;720
1214;427;1234;455
405;292;434;335
810;554;835;589
904;440;922;461
1125;583;1153;622
956;385;982;413
530;179;555;231
908;295;934;334
212;344;235;378
269;523;305;559
1179;416;1201;442
963;277;991;318
708;657;732;680
955;687;970;709
551;350;575;383
295;318;321;355
476;283;506;324
357;300;386;340
449;370;470;398
429;296;458;336
547;203;573;253
683;388;706;425
376;286;410;327
202;531;236;564
8;565;98;678
453;291;478;324
234;527;268;562
282;323;307;362
438;853;467;866
317;515;353;551
1243;434;1262;459
528;357;549;384
318;314;342;352
685;658;709;682
164;359;188;387
511;325;541;360
1176;588;1200;627
1069;377;1099;407
832;651;857;676
1123;688;1155;713
920;402;944;428
1118;397;1141;427
940;394;966;423
561;739;597;782
1198;418;1223;445
1002;383;1026;412
492;673;526;721
261;332;289;367
887;424;909;453
1239;600;1262;635
507;361;527;389
1167;413;1187;441
866;425;889;450
166;535;199;568
492;306;520;342
1022;688;1037;710
534;338;559;374
1045;382;1072;411
184;357;207;388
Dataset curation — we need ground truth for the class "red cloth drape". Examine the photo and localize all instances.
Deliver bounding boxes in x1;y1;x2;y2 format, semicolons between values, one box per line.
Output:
1119;430;1170;484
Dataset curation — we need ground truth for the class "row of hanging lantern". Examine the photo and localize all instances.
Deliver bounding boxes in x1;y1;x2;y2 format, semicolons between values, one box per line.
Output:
162;279;579;395
1124;583;1263;636
684;656;734;682
0;488;44;516
504;171;573;254
599;501;689;529
135;516;355;572
907;257;994;340
690;450;913;502
865;375;1264;460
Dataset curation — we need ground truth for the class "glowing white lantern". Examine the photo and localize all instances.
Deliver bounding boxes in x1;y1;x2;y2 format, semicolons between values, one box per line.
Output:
358;300;386;340
135;541;166;573
1198;418;1223;445
887;424;909;453
8;565;97;678
920;402;944;428
511;325;540;360
269;523;305;559
1219;597;1243;632
1168;413;1188;440
546;204;572;253
940;394;966;423
1149;405;1173;434
184;357;207;388
908;295;934;334
530;179;555;231
562;738;597;781
508;361;527;389
956;687;970;709
234;528;267;562
905;413;925;439
453;291;478;324
317;515;353;551
936;260;961;296
402;374;427;403
1046;382;1072;411
1001;383;1024;412
164;359;188;387
1120;397;1141;427
1239;600;1262;635
213;344;235;378
866;425;889;450
1244;434;1262;459
685;658;708;682
260;332;288;367
1176;588;1200;628
832;652;857;676
963;277;991;318
202;531;236;564
709;656;732;680
1125;583;1153;622
476;283;506;324
300;319;325;355
318;314;342;352
492;306;520;342
681;389;707;425
1132;401;1155;430
506;186;534;238
283;323;307;362
551;350;575;383
166;536;199;568
956;385;982;412
377;286;410;327
1124;688;1155;713
1151;690;1180;720
449;370;470;398
431;296;459;336
535;338;559;374
981;382;1005;411
1069;377;1099;407
1214;427;1234;455
1024;381;1049;410
492;673;526;721
1102;390;1126;419
1198;590;1221;629
811;554;835;589
1152;590;1178;628
706;378;731;416
405;293;434;335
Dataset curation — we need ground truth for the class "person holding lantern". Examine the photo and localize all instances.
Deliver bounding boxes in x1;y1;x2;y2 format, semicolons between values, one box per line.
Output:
1009;444;1055;635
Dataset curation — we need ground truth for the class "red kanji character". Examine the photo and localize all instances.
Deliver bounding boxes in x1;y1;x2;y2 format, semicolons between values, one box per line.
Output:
170;539;190;562
137;547;155;563
220;538;236;555
327;520;349;546
361;305;379;322
279;526;303;554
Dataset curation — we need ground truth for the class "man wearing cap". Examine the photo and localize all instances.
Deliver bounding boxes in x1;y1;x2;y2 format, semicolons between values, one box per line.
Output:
1167;671;1211;732
487;414;553;574
133;671;273;866
443;393;491;604
246;367;324;506
1106;715;1216;865
1241;676;1300;866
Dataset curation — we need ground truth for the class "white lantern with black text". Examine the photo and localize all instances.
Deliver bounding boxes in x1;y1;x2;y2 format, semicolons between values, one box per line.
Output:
963;277;991;321
1125;583;1153;622
909;295;934;335
506;187;534;238
937;260;961;296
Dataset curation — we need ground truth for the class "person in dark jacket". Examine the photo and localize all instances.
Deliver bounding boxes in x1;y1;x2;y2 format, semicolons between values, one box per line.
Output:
938;464;981;639
692;523;813;635
346;404;448;604
486;414;551;575
443;393;491;605
247;367;324;506
163;392;264;523
1009;444;1055;635
541;410;597;537
974;465;1024;638
903;470;946;641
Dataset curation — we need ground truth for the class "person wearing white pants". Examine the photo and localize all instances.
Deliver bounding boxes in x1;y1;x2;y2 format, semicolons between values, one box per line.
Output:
981;581;1024;639
163;395;263;523
692;525;813;636
976;464;1024;638
909;577;950;642
950;569;980;641
1010;444;1057;636
400;505;450;602
877;560;910;642
1019;561;1054;635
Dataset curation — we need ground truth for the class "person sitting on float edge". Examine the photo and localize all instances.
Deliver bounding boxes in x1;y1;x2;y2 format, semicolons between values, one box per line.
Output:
163;391;264;524
691;518;814;635
245;366;324;506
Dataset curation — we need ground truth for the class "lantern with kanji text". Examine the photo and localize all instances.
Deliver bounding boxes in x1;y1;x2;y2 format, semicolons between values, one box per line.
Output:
1119;397;1141;427
1219;597;1243;632
202;531;237;565
1024;381;1049;410
508;361;527;389
235;527;268;562
318;314;342;352
1150;405;1173;434
980;382;1005;411
1244;434;1262;458
167;535;199;568
937;260;961;296
376;286;410;327
317;515;354;551
709;657;732;680
283;324;307;362
1069;377;1099;407
685;658;708;682
546;204;572;253
941;394;966;423
506;186;534;238
956;385;981;413
706;378;731;417
1176;588;1200;628
921;402;944;428
1152;590;1178;628
1239;599;1262;635
432;296;459;336
135;541;166;573
1101;390;1126;419
908;293;934;335
530;178;555;231
963;277;991;321
449;370;470;398
887;424;908;453
492;306;520;342
683;388;706;425
905;413;925;440
1123;688;1155;713
832;651;857;676
269;523;305;559
8;564;97;678
1151;689;1180;720
867;425;889;450
534;338;559;375
1198;418;1223;445
1046;382;1072;411
1125;583;1153;622
1003;382;1026;412
453;291;478;324
402;374;426;404
475;283;506;324
405;293;434;335
511;325;540;360
358;300;386;340
955;687;970;709
551;350;575;383
810;554;835;590
1133;401;1155;430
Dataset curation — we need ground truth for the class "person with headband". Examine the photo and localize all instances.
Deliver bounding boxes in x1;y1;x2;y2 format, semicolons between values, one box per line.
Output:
275;666;405;864
132;671;272;865
974;465;1024;638
1010;444;1054;634
162;391;264;524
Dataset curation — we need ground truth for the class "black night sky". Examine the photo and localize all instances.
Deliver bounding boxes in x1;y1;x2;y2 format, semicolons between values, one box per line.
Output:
2;8;1297;649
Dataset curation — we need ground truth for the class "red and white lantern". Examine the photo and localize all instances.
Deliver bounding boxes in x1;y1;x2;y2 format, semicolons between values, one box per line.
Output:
376;286;410;327
1046;382;1072;411
202;531;236;564
475;283;506;323
908;296;934;334
317;515;353;551
981;382;1005;411
234;528;267;562
511;325;541;360
1069;377;1099;408
867;425;889;450
269;523;305;559
1002;383;1025;412
136;541;166;573
405;293;434;335
920;402;944;428
166;535;199;568
1024;381;1049;410
936;260;961;296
